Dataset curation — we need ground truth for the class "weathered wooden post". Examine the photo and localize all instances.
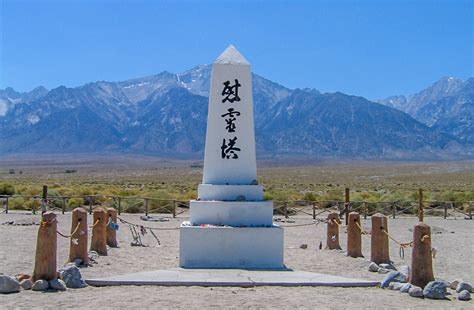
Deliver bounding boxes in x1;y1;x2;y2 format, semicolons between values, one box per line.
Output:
4;196;8;214
68;208;89;265
41;185;48;214
418;188;424;222
371;213;390;264
469;202;472;220
363;202;367;219
410;222;434;288
345;188;350;225
284;202;289;219
347;212;363;257
444;202;448;219
32;211;57;282
106;207;118;248
118;197;122;215
312;204;316;220
172;200;176;218
326;212;342;250
90;208;107;255
62;197;67;214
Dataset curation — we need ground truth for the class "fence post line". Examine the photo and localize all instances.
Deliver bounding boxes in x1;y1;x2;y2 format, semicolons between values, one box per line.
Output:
172;200;176;218
32;197;37;215
284;202;288;219
68;208;89;265
392;203;396;219
312;204;316;220
469;202;472;220
41;185;48;214
345;188;350;225
444;203;448;219
418;188;424;222
106;208;118;248
32;211;57;282
118;197;122;215
363;202;367;219
90;208;107;256
371;213;390;264
409;222;434;288
347;212;363;258
5;197;8;214
62;197;66;214
326;212;342;250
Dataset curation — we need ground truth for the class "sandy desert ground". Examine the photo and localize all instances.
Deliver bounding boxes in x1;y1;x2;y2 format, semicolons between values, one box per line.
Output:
1;211;473;309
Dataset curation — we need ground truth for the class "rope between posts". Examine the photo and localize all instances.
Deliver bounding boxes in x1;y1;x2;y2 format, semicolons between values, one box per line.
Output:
118;216;180;231
355;221;371;238
89;219;101;228
330;218;341;227
57;222;81;238
381;229;412;248
421;235;430;242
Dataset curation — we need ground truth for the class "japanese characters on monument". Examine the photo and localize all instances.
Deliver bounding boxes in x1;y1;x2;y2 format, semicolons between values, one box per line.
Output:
202;45;258;185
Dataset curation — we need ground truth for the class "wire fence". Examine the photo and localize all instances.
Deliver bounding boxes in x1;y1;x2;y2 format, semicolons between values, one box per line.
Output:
0;194;472;220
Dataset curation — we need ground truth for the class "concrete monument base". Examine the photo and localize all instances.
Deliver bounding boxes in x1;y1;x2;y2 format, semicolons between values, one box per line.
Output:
180;223;284;269
86;268;380;287
189;200;273;226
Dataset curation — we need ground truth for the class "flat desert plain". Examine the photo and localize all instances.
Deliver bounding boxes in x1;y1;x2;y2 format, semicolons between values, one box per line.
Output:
1;211;472;309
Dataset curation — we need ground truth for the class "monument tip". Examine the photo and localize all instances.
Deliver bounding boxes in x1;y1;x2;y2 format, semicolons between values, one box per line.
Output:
214;45;250;65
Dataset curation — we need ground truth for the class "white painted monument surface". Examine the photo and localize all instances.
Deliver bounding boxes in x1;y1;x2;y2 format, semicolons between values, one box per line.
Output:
180;45;284;269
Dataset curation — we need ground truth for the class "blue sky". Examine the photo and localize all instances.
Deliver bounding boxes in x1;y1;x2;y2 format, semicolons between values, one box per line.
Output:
0;0;472;99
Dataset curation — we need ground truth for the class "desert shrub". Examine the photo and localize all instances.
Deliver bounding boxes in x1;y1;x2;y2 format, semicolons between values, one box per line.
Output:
148;190;174;213
68;197;84;209
0;182;15;195
9;197;27;210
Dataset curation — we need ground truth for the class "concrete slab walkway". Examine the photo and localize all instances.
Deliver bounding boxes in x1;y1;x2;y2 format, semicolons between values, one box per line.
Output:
86;268;380;287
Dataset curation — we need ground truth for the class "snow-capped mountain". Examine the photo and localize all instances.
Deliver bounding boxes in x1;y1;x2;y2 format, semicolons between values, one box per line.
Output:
0;67;471;158
378;77;473;143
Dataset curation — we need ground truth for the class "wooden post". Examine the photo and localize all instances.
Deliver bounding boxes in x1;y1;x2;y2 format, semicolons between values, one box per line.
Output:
90;209;107;255
371;213;390;264
32;211;57;282
410;222;434;288
41;185;48;214
32;197;37;215
418;188;424;222
392;203;396;219
106;207;118;248
5;197;8;214
345;188;350;225
62;197;66;214
145;198;149;216
118;197;122;215
363;202;367;219
284;202;288;219
347;212;363;258
172;200;176;218
469;202;472;220
326;212;342;250
312;204;316;220
444;203;448;219
68;208;89;265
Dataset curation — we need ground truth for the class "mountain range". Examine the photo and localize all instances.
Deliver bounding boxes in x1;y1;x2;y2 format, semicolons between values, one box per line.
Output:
0;65;472;159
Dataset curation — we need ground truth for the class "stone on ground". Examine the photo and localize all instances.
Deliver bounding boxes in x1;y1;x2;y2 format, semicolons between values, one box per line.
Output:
450;279;460;290
389;282;404;291
368;262;379;272
379;263;396;271
456;282;472;293
423;280;447;299
74;259;83;267
0;275;20;294
377;268;390;274
20;279;33;290
400;283;412;293
60;265;87;288
408;286;424;298
381;271;407;288
49;278;66;291
32;279;49;291
458;290;471;301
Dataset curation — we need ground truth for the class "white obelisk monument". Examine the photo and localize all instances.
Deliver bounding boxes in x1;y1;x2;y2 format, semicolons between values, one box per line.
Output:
179;45;284;269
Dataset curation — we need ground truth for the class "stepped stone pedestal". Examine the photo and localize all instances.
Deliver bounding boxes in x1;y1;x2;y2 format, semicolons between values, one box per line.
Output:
179;45;284;269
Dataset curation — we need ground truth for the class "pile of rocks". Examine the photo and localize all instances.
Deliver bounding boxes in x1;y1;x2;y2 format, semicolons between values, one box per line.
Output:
0;265;87;294
368;262;472;301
